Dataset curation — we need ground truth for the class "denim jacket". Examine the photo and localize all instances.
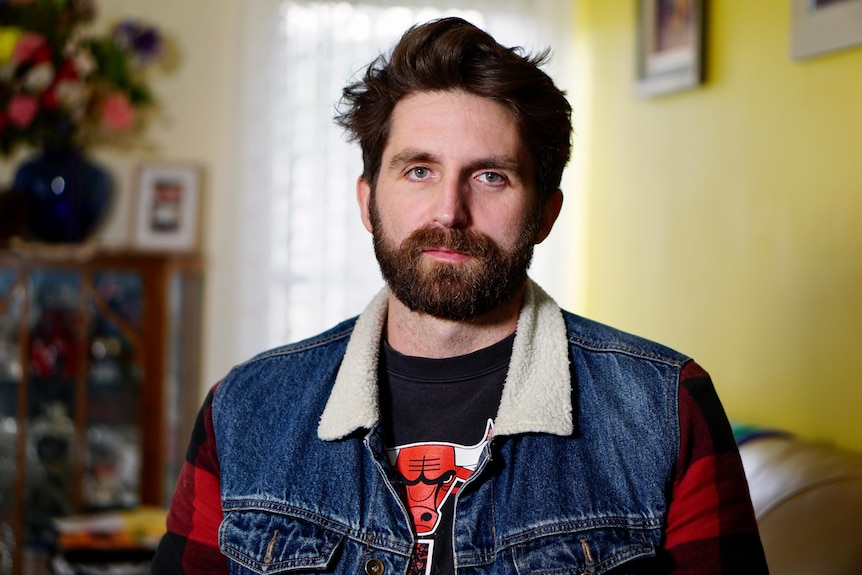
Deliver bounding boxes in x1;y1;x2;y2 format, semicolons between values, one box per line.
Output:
212;280;689;574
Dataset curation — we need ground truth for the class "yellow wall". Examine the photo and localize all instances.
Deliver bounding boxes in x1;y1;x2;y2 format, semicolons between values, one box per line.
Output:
573;1;862;451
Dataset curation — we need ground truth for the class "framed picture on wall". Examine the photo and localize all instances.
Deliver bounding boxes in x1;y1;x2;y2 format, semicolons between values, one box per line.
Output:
636;0;706;97
791;0;862;59
132;162;202;252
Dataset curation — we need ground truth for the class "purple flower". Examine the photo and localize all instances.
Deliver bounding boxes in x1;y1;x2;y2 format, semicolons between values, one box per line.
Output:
112;19;163;66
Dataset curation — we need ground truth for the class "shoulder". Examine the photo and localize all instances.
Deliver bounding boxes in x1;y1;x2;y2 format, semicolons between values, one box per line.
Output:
212;317;358;408
246;317;358;362
560;309;690;368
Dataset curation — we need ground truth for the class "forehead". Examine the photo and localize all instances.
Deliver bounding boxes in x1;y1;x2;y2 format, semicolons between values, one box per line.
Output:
384;90;529;165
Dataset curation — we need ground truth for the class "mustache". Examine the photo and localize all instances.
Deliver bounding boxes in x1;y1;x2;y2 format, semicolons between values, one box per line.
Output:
400;226;496;259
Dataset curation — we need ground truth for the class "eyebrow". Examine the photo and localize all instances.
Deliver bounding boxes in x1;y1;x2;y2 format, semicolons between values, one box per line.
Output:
386;147;527;177
387;148;438;171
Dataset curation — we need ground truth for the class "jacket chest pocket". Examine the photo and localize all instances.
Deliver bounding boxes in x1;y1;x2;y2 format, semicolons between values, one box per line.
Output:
220;510;344;574
510;525;658;575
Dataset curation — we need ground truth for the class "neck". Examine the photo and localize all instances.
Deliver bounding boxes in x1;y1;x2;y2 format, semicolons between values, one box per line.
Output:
384;285;525;359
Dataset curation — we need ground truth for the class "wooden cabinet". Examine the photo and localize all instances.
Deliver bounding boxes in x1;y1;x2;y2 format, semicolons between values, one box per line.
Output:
0;249;203;574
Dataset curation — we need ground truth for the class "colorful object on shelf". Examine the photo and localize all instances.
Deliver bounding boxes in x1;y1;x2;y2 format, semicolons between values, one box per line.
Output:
53;506;168;551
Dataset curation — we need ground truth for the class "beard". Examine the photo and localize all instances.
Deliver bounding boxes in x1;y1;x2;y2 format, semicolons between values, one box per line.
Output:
370;197;540;321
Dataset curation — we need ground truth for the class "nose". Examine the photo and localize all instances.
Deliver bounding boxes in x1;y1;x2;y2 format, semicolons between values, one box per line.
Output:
432;176;470;229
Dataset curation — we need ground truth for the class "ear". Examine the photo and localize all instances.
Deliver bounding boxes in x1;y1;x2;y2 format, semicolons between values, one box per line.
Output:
535;189;563;244
357;176;373;233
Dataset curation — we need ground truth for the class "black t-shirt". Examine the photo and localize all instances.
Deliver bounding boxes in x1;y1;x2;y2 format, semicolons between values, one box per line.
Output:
378;333;514;575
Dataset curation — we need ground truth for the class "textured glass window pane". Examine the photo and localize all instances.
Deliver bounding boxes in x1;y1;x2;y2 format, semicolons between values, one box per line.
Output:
85;271;144;510
25;269;81;550
92;271;144;330
0;267;22;572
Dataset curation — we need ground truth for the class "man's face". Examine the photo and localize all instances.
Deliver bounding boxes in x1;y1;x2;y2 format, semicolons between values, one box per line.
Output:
357;90;561;321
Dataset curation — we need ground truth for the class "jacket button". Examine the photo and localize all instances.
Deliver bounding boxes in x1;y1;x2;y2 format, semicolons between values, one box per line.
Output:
365;558;385;575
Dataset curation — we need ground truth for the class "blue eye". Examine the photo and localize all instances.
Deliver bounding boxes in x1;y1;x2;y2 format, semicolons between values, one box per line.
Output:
411;167;430;179
479;172;504;184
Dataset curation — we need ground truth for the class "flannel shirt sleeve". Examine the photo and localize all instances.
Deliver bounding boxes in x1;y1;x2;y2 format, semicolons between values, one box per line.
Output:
151;386;228;575
662;361;769;573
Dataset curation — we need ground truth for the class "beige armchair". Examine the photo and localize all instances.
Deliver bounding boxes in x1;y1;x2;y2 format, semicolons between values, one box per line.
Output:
738;433;862;574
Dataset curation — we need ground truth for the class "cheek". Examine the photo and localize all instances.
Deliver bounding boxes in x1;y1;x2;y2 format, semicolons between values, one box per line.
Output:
377;198;426;236
478;203;534;247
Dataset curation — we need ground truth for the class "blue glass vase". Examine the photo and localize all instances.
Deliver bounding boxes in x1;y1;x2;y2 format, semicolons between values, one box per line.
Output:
14;148;113;244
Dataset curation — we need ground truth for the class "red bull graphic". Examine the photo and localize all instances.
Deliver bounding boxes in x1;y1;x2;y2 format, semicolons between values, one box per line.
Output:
387;420;493;575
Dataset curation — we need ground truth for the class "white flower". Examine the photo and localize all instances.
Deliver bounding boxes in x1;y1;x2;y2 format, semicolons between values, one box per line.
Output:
64;29;87;57
55;79;89;120
72;49;97;78
23;61;55;92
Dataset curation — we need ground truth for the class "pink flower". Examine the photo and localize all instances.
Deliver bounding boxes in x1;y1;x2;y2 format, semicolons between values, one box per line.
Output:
101;92;135;132
7;94;39;128
13;32;48;64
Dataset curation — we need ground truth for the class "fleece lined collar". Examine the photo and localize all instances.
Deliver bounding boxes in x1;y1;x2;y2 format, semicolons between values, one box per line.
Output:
317;279;572;441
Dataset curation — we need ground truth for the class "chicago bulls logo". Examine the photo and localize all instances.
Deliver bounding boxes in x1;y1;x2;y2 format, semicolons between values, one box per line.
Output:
387;420;493;535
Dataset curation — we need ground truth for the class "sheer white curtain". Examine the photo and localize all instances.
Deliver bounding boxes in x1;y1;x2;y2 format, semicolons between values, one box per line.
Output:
234;0;574;359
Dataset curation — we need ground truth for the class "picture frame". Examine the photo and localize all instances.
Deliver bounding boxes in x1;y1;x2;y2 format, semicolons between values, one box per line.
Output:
636;0;706;98
791;0;862;59
132;162;201;252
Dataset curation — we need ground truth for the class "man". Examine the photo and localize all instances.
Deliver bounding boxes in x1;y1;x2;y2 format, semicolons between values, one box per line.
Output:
152;17;768;575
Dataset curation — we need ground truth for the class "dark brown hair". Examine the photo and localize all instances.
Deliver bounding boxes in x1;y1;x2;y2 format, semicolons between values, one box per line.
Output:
334;17;572;204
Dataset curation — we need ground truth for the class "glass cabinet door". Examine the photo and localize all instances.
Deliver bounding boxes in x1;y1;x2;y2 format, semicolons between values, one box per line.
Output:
0;252;202;575
85;270;145;511
24;269;83;555
0;266;22;575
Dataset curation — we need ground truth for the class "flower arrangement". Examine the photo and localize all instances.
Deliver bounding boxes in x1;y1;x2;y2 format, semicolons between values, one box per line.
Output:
0;0;164;156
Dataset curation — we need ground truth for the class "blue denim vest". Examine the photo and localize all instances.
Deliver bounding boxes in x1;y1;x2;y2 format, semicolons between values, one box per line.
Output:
212;282;688;574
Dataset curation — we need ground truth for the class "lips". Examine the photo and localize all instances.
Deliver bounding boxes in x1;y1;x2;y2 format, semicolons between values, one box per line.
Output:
422;247;472;263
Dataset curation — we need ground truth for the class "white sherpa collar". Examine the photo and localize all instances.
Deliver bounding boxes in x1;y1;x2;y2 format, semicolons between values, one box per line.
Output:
317;279;572;441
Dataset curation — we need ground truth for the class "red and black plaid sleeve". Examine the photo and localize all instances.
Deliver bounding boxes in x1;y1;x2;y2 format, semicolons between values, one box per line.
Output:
663;361;769;573
151;386;228;575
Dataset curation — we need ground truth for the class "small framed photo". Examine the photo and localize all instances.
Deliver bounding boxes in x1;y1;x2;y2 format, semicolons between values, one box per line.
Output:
636;0;706;98
791;0;862;59
132;163;201;252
